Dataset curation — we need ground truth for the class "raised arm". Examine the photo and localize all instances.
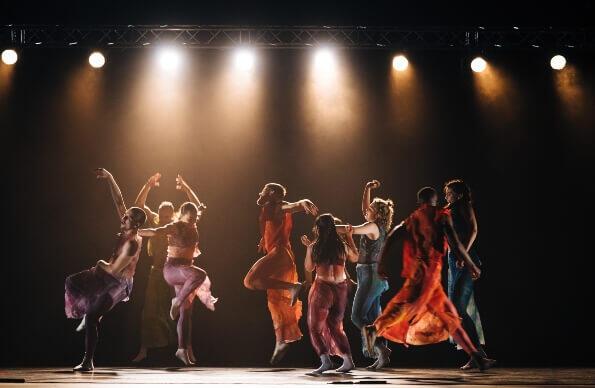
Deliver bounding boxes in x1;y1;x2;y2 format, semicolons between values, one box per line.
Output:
281;199;318;216
442;214;481;280
362;180;380;215
139;223;175;238
176;174;206;210
377;220;406;278
95;168;126;219
134;173;161;224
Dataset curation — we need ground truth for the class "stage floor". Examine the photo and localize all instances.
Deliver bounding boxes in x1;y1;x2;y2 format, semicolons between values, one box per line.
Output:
1;367;594;387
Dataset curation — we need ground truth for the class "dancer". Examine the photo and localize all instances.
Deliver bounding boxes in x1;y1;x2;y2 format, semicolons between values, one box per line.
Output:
131;173;182;362
301;214;358;375
139;175;216;366
244;183;318;364
444;179;489;369
363;187;496;371
65;168;147;371
336;180;394;369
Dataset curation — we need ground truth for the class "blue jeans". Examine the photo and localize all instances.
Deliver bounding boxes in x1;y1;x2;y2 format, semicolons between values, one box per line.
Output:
351;263;389;357
447;251;485;349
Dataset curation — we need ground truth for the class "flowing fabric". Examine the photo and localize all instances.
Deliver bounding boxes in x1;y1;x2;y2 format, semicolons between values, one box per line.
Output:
260;206;303;343
374;205;462;346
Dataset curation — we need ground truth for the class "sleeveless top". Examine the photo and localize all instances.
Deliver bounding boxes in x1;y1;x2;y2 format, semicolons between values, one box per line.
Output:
448;200;481;265
108;232;142;279
401;204;449;279
167;221;201;260
259;204;292;252
358;224;386;264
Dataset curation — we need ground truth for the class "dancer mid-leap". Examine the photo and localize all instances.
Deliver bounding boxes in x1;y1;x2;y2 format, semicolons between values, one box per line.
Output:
302;214;358;375
139;175;216;366
244;183;318;364
65;168;146;371
363;187;496;371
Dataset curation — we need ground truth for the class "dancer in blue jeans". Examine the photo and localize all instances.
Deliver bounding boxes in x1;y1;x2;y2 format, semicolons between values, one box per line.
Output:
336;180;394;369
444;179;490;370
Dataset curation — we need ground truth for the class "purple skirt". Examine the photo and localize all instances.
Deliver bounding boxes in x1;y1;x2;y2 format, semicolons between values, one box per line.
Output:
65;265;132;319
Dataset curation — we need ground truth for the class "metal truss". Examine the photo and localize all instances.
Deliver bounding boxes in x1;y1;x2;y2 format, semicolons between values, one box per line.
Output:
1;25;594;50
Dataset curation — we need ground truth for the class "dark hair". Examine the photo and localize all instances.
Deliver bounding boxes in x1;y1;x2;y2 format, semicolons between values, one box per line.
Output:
129;207;147;228
179;201;199;216
444;179;472;202
312;213;347;266
417;186;437;204
265;183;287;199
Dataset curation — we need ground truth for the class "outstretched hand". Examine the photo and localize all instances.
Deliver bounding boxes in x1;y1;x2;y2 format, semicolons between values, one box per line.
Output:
301;200;319;216
94;168;112;179
147;173;161;188
366;180;381;190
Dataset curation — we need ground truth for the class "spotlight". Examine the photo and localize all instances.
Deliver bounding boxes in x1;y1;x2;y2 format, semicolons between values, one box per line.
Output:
234;49;255;71
550;55;567;70
471;57;487;73
158;48;182;71
314;48;335;72
392;55;409;71
1;49;18;65
88;52;106;68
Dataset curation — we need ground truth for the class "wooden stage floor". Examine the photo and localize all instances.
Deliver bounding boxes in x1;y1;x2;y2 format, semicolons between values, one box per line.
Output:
1;367;594;387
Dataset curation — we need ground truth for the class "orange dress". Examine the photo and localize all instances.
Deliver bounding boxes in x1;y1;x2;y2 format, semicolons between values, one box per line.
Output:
374;204;462;345
260;205;303;343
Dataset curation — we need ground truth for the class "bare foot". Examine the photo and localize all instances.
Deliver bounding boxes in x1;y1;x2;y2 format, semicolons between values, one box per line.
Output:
307;355;333;376
132;347;147;363
175;349;194;366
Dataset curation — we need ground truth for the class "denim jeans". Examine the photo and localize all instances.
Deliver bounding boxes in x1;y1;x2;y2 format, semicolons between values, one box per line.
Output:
447;251;485;349
351;263;389;357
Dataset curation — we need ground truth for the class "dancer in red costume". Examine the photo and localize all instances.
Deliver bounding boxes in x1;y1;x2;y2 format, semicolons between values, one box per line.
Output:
301;214;359;375
244;183;318;364
363;187;496;371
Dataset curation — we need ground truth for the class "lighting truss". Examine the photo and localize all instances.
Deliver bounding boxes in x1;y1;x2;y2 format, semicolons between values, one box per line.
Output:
1;25;594;50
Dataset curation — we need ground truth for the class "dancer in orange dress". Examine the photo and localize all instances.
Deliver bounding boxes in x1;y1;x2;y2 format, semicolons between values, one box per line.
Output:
363;187;496;370
244;183;318;364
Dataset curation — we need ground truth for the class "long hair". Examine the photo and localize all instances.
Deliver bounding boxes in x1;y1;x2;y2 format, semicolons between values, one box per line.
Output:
444;179;472;203
312;213;347;266
371;198;395;232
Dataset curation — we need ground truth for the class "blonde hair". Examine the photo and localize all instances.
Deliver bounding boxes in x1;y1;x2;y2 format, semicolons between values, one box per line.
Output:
371;197;395;232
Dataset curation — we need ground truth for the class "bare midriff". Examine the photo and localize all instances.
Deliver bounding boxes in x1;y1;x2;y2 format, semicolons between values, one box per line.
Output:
315;263;347;283
167;246;198;261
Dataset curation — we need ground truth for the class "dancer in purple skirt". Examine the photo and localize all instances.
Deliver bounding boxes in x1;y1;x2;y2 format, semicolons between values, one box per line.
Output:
65;168;147;372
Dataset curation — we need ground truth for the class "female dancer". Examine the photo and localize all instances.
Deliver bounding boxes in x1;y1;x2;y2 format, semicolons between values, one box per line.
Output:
336;180;394;369
65;168;146;371
301;214;358;375
139;176;216;366
244;183;318;364
444;179;489;369
363;187;496;371
132;173;210;362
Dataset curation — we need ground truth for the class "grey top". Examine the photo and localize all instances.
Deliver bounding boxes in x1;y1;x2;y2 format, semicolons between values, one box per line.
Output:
357;223;386;264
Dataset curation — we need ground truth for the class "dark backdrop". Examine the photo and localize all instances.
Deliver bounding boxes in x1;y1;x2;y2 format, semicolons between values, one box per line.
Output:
1;46;593;368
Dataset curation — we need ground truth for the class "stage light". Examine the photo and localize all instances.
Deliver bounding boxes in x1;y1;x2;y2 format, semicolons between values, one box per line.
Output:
158;47;182;71
471;57;487;73
1;49;18;65
314;48;335;72
88;52;105;68
234;49;255;71
392;55;409;71
550;55;567;70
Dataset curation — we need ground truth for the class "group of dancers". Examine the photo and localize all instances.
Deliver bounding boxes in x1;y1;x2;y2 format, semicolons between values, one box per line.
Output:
64;169;495;374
